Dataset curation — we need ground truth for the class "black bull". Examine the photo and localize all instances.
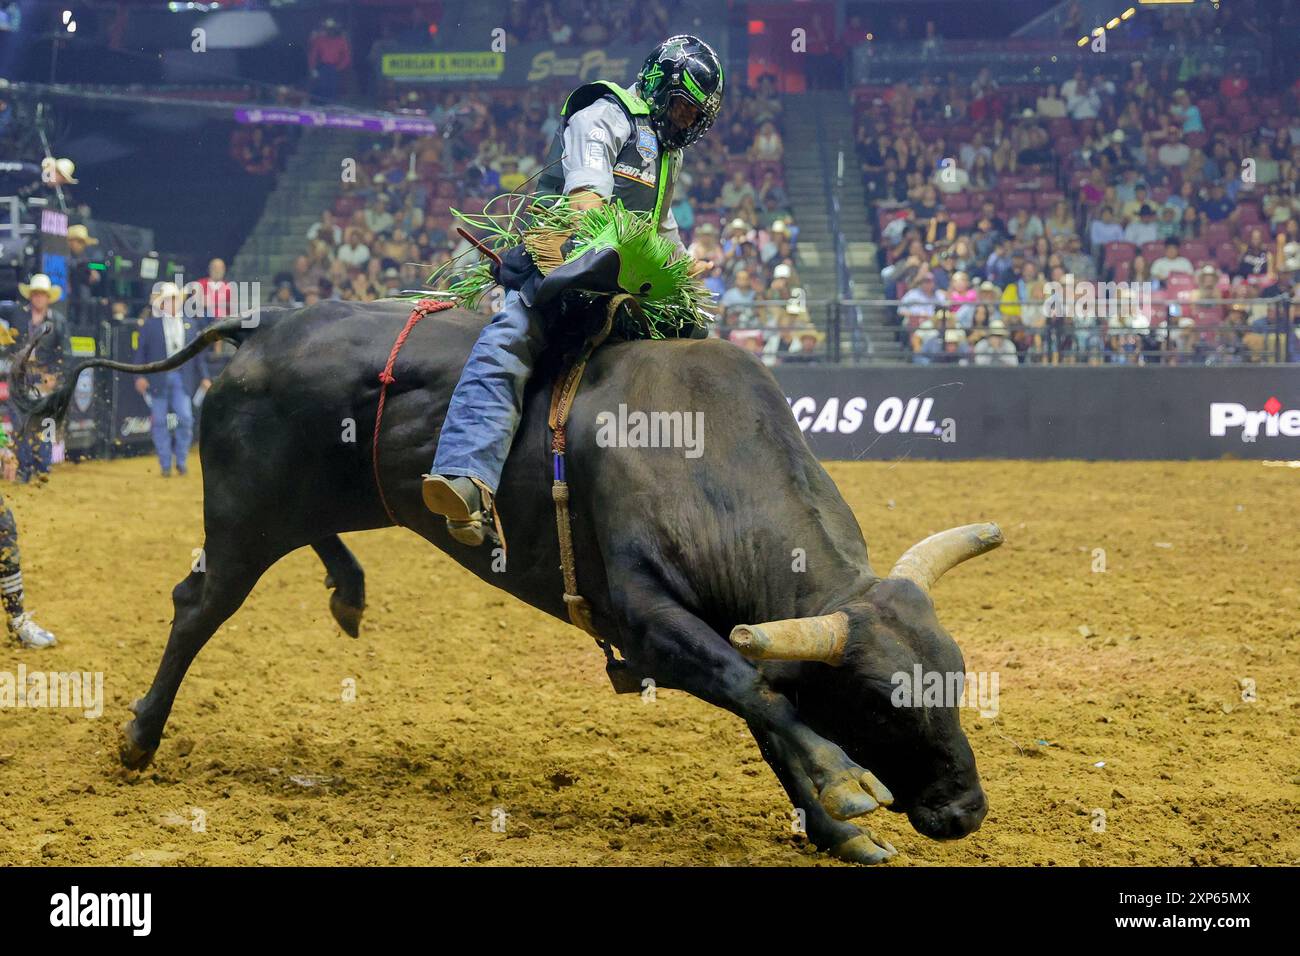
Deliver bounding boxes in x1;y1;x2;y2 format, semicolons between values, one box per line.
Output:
20;299;1002;864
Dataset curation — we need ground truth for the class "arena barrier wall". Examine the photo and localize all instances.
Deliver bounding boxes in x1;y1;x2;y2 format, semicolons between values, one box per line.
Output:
770;366;1300;460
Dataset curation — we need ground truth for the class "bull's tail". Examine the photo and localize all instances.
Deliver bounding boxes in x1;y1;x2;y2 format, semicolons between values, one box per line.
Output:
11;316;253;427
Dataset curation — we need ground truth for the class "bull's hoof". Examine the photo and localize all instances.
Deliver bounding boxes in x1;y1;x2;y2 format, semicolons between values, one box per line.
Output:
819;768;894;821
820;778;880;819
329;591;364;639
833;831;898;865
120;720;157;771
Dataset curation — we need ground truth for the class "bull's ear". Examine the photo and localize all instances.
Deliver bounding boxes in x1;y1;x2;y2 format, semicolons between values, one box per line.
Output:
729;612;850;665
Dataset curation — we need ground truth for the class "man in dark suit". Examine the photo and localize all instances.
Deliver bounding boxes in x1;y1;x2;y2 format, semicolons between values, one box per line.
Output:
133;282;211;477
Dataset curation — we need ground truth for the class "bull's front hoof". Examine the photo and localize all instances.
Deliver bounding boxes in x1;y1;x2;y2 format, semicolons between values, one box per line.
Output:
819;768;894;821
329;592;364;638
120;721;157;771
833;831;898;865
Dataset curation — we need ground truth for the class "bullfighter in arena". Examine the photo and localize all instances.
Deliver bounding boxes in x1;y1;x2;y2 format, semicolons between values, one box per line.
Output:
0;377;57;648
421;34;724;545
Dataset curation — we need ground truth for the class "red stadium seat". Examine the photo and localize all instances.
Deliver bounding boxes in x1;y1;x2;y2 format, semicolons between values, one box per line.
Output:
944;192;971;211
1202;223;1232;247
1034;192;1065;212
1004;191;1034;211
1181;240;1210;263
1052;136;1082;157
1236;203;1262;225
1142;241;1167;261
1216;242;1239;269
1104;242;1138;266
1048;118;1075;137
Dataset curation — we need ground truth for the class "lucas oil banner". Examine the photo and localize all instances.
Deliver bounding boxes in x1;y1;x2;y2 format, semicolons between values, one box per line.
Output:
771;366;1300;460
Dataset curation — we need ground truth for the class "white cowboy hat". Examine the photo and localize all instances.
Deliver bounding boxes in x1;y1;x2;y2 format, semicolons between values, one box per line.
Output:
150;281;185;308
19;273;62;303
56;158;78;183
67;223;98;245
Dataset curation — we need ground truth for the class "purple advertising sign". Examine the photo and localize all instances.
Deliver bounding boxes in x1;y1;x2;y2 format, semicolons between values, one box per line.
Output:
234;107;439;136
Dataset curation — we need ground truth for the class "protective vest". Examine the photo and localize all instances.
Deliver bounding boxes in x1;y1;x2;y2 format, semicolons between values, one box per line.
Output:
534;80;676;225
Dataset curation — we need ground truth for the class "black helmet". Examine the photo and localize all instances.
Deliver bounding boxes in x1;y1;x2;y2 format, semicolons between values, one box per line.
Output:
635;34;724;150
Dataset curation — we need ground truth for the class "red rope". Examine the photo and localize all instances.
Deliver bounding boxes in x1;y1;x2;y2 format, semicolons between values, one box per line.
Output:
373;298;455;526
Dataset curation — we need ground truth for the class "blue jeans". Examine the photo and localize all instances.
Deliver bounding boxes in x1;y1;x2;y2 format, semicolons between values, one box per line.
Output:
16;428;51;482
432;290;548;493
150;371;194;473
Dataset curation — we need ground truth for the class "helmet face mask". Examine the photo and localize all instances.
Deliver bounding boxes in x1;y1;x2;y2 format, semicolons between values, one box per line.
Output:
636;34;724;150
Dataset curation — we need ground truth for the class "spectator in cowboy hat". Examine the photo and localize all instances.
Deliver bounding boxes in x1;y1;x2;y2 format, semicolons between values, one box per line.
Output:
1123;204;1160;245
688;221;720;265
11;274;67;378
9;274;68;482
762;300;805;366
781;324;825;364
66;223;96;255
973;319;1018;366
133;282;212;478
912;317;940;363
933;326;970;365
50;157;78;186
65;223;101;305
721;217;751;255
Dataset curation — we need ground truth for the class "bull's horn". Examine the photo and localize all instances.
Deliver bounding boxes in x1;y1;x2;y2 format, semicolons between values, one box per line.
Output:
729;612;850;665
888;522;1003;594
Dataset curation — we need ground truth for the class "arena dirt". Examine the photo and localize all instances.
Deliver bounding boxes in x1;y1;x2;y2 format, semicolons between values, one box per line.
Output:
1;457;1296;866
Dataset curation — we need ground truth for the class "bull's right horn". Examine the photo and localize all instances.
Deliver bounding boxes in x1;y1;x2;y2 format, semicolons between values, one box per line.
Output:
729;612;850;665
887;522;1003;595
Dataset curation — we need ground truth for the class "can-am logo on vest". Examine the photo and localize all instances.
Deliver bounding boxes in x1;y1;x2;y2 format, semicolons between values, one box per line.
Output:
787;395;956;441
1210;396;1300;443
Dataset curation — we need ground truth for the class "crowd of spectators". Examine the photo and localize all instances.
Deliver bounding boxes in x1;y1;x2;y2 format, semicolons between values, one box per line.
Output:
501;0;682;47
859;45;1300;364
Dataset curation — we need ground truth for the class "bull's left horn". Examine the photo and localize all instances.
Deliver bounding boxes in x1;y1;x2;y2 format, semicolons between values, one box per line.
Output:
729;612;850;665
887;522;1003;595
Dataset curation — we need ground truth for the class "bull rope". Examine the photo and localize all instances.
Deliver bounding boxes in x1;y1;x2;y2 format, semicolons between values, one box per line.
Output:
373;298;455;526
548;294;644;693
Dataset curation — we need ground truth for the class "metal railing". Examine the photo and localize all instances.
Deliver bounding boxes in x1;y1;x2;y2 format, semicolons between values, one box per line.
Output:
711;295;1297;366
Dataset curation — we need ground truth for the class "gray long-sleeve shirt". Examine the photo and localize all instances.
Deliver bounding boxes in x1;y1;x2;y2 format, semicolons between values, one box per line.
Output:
555;97;688;260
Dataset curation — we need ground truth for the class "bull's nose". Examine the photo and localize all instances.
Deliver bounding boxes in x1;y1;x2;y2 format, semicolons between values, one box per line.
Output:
908;788;987;840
